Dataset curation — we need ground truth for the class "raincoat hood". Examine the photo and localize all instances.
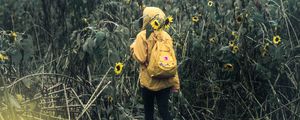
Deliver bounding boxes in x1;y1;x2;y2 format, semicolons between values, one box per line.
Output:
142;7;166;30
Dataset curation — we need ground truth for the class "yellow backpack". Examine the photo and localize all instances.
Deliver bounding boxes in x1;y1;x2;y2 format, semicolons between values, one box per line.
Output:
147;36;177;79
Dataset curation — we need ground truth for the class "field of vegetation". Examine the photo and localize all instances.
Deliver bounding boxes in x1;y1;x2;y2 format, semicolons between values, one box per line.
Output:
0;0;300;119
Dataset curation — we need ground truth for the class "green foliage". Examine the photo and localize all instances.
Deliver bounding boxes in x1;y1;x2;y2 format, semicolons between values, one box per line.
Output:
0;0;300;119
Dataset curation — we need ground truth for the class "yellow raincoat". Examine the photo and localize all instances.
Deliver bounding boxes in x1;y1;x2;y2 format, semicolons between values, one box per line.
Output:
130;7;180;91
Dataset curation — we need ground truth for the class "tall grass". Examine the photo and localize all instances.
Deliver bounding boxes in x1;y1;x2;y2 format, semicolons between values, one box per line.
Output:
0;0;299;119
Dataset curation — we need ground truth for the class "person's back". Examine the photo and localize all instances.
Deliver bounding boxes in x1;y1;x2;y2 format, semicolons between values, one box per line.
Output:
130;6;180;120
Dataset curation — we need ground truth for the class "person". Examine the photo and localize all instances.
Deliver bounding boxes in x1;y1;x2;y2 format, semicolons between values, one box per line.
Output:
130;6;180;120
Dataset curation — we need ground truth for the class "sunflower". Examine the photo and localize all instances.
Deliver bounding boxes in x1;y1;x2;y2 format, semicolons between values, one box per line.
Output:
0;53;8;62
261;48;268;57
232;45;239;54
208;1;214;7
114;62;124;75
164;16;173;29
236;15;243;24
224;63;234;71
150;19;160;30
10;31;17;42
192;16;199;23
231;31;239;40
209;37;216;44
272;35;281;45
229;40;235;47
107;96;113;103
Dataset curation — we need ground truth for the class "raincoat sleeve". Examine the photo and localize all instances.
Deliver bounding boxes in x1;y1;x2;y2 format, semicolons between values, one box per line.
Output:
130;32;147;64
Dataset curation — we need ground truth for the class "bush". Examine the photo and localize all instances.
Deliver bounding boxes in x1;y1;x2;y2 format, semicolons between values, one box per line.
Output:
0;0;299;119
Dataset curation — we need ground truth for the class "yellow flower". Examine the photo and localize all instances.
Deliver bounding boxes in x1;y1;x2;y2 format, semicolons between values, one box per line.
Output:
164;16;173;29
232;45;239;54
260;43;269;57
261;50;267;57
224;63;234;71
192;16;199;23
208;1;214;7
231;31;236;36
126;0;131;4
10;31;17;42
0;53;8;62
231;31;239;40
272;35;281;45
107;96;113;103
82;18;89;26
209;37;216;44
16;94;24;102
150;19;160;30
229;40;235;47
114;62;124;75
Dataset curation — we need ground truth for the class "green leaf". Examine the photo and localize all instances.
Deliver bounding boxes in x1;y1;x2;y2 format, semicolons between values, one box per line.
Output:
15;94;24;103
95;31;106;45
269;20;278;27
8;93;21;109
118;113;127;120
27;101;37;111
145;24;153;40
79;51;85;60
21;35;34;61
253;12;264;23
255;63;272;79
17;115;25;120
22;78;33;89
114;25;130;38
9;49;22;65
255;63;268;72
136;103;143;109
219;46;230;51
0;113;4;120
106;106;113;114
83;37;94;54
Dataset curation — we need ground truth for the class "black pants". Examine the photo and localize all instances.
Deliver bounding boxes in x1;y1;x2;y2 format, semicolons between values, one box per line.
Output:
141;87;172;120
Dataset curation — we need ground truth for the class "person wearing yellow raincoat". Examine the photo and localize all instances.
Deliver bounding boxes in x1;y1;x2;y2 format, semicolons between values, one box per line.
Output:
130;6;180;120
